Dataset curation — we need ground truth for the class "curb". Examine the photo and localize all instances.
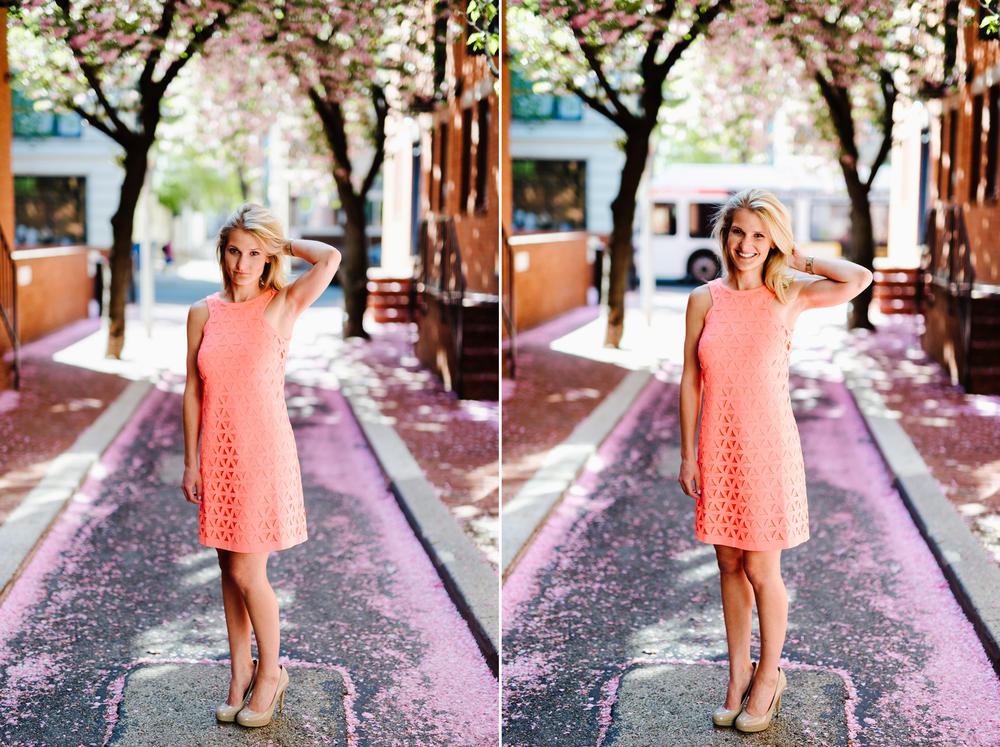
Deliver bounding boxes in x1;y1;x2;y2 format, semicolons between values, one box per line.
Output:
0;378;155;603
501;368;654;580
341;386;500;678
834;348;1000;676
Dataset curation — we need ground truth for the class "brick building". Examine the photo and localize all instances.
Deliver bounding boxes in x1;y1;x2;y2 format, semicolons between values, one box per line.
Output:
927;0;1000;393
1;2;17;390
411;7;500;400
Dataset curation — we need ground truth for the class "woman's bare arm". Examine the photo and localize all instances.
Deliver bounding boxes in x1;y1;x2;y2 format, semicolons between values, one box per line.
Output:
281;239;342;317
679;285;712;499
182;300;209;504
786;244;874;311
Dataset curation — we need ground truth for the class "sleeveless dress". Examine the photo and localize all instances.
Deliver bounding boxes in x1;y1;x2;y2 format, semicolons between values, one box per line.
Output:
196;289;308;553
694;278;808;551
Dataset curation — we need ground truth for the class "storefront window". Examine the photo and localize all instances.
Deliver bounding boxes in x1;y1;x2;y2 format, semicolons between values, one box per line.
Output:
14;176;87;246
511;160;586;231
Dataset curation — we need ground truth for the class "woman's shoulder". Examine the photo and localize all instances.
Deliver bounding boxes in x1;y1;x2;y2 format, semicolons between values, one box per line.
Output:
187;296;211;329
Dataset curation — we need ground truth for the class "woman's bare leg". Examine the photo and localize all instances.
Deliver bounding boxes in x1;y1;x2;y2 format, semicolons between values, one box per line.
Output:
742;549;787;717
715;545;755;710
225;550;282;712
217;549;256;707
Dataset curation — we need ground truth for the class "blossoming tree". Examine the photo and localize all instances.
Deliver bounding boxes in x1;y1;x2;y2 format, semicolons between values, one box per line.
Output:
10;0;252;358
267;0;432;339
511;0;734;347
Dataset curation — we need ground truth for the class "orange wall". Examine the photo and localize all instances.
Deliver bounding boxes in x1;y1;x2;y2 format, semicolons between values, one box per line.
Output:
0;8;12;236
510;232;591;330
1;11;13;389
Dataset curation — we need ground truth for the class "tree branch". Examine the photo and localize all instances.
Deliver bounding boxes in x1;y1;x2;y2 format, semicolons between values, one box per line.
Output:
73;60;131;137
567;83;630;129
656;0;734;75
866;67;897;190
360;85;388;199
577;41;633;122
68;103;127;146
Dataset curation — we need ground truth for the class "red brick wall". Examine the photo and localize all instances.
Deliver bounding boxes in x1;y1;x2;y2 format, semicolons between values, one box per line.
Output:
1;12;14;389
933;6;1000;285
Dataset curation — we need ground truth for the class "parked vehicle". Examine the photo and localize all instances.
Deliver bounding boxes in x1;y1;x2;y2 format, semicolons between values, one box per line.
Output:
640;164;889;283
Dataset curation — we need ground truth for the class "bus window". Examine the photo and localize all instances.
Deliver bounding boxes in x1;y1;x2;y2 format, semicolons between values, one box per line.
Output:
810;203;851;243
652;203;676;235
690;203;721;238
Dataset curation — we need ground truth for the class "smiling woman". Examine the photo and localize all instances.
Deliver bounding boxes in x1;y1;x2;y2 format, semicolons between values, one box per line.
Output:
678;188;873;733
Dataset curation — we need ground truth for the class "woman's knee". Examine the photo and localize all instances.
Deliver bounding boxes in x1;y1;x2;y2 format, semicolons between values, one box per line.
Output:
715;546;745;576
743;552;783;590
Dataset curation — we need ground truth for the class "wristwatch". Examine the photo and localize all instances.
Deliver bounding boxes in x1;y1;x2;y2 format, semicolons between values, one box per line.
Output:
285;239;294;257
806;255;815;275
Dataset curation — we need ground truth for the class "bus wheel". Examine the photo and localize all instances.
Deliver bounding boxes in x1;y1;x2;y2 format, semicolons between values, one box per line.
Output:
688;251;722;284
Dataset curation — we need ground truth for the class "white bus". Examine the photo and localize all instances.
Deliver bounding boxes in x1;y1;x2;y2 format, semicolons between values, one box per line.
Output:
641;164;889;283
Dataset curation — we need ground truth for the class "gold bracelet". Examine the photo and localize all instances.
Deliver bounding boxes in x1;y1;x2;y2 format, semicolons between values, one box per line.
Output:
806;255;815;275
285;239;294;257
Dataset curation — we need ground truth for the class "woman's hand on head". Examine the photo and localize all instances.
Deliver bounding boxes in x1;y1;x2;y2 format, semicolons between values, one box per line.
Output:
786;242;808;273
678;458;702;499
182;465;203;505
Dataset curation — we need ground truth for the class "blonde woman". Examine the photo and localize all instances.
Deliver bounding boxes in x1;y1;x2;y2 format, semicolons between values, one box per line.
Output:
181;203;341;727
678;189;871;732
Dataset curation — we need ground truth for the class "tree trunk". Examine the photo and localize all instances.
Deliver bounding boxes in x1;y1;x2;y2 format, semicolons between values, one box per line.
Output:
604;125;654;347
106;145;152;358
339;188;370;339
841;163;875;330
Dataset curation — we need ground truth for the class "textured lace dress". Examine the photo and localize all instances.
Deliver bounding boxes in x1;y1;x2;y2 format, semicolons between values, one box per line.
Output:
695;278;809;551
196;289;307;553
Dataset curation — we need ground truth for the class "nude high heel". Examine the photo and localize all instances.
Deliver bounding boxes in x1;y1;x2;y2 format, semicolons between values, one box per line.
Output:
236;665;289;727
215;659;257;722
712;661;756;727
735;666;786;733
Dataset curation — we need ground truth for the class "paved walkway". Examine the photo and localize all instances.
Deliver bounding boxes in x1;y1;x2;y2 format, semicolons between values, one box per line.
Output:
502;295;1000;746
0;379;496;746
0;268;498;746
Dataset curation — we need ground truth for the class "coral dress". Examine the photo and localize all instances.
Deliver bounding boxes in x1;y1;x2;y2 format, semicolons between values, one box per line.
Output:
695;279;809;551
197;289;307;553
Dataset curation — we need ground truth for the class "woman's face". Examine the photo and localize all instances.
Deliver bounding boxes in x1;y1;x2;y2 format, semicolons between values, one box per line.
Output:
726;208;774;274
224;228;269;291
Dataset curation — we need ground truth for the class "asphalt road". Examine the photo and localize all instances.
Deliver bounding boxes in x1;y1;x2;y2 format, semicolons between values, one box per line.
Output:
502;369;1000;746
0;381;496;746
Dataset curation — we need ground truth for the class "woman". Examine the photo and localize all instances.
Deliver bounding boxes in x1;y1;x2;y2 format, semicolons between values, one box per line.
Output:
181;203;341;727
678;189;871;732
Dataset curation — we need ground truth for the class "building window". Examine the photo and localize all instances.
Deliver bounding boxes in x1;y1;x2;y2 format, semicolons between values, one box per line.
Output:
652;204;677;235
689;203;721;238
438;123;449;212
14;176;87;246
475;99;490;212
987;87;999;201
511;159;586;231
510;69;584;122
460;108;473;213
971;94;984;202
12;87;82;139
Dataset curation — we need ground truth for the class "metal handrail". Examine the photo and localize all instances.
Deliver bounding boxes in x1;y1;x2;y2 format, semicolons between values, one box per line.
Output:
0;227;20;389
416;214;468;396
923;204;975;389
501;225;515;378
954;207;975;390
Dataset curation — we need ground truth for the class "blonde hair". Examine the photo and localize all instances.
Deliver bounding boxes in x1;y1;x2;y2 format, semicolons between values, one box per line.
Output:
711;188;794;304
216;203;288;296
